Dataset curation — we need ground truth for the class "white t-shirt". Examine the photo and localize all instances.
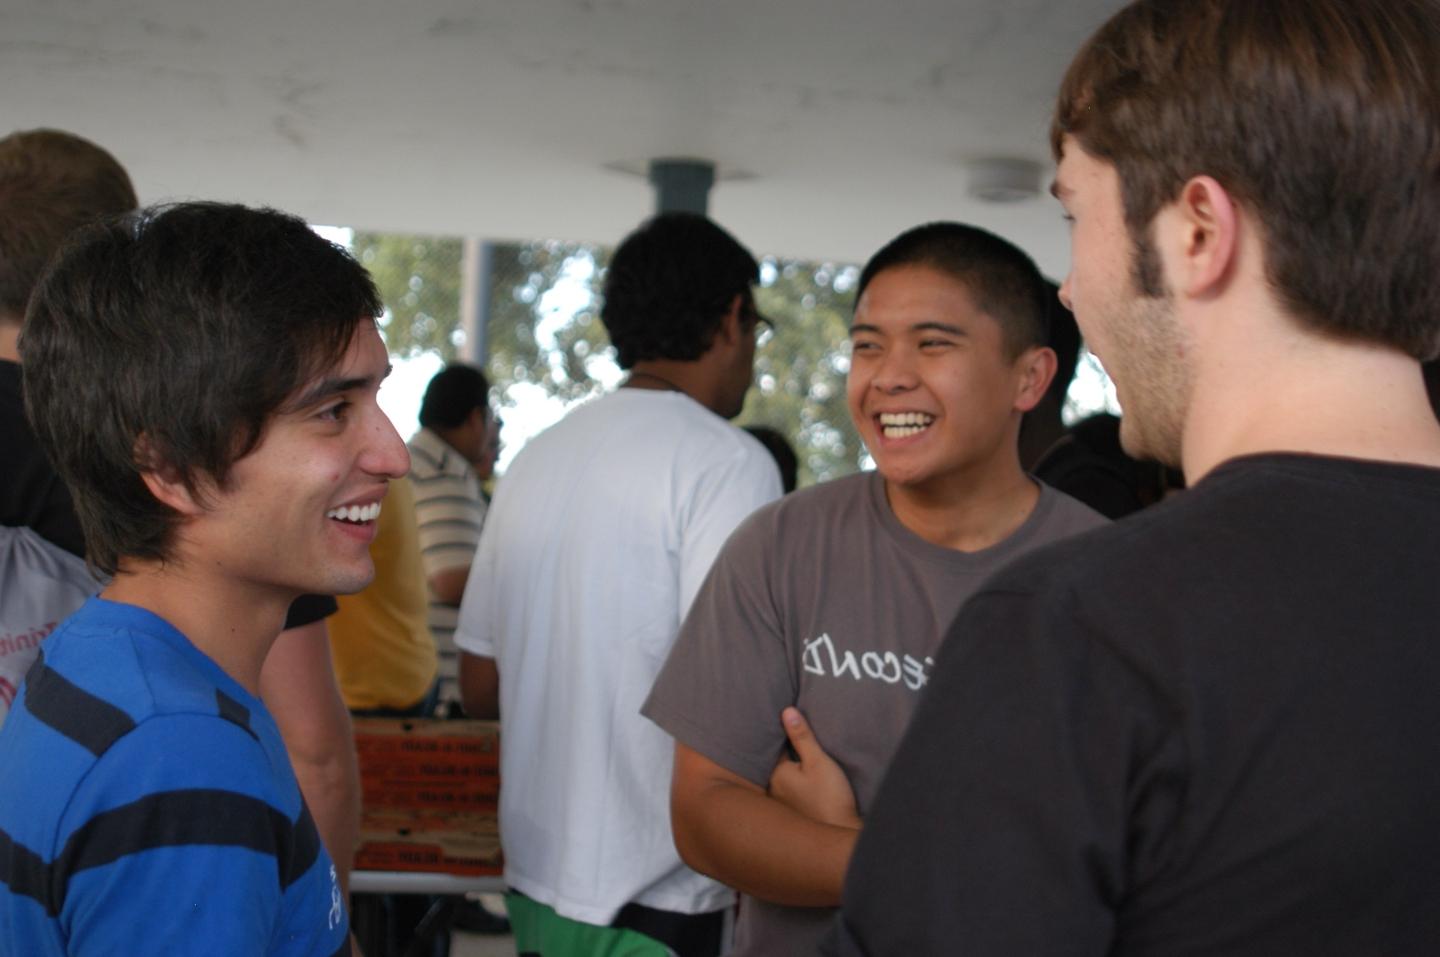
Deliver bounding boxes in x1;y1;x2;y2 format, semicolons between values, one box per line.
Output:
454;388;781;926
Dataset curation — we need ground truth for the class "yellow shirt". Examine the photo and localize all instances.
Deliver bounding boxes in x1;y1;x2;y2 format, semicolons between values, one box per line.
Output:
328;475;439;710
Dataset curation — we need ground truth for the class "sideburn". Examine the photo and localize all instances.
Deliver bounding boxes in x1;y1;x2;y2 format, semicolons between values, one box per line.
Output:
1131;228;1168;300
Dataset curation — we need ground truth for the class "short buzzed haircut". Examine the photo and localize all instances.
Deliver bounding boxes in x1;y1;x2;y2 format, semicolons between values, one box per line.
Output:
855;222;1049;358
0;128;137;321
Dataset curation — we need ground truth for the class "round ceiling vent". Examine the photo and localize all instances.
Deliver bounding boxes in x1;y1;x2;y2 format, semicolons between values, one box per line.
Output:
965;158;1043;203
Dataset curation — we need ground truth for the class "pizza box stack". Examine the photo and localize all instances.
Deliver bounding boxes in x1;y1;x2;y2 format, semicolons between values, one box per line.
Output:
352;717;502;876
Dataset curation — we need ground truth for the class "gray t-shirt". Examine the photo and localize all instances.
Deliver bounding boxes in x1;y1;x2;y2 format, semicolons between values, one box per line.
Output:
643;471;1107;956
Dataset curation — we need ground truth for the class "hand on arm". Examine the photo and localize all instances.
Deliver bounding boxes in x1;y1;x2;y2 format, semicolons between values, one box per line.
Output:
768;707;861;829
670;712;860;907
259;619;361;896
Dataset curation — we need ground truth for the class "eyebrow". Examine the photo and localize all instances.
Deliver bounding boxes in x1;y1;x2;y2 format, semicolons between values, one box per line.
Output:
283;363;393;413
849;321;968;337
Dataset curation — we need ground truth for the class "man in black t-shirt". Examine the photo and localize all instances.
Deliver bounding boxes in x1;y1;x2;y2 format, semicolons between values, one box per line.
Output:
833;2;1440;955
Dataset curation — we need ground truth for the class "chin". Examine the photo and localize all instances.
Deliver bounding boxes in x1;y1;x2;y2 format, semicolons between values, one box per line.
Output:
875;461;934;489
319;565;377;597
1118;417;1179;468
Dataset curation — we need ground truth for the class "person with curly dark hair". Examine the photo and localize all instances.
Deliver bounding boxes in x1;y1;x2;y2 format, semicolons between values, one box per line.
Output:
600;211;770;417
456;213;781;956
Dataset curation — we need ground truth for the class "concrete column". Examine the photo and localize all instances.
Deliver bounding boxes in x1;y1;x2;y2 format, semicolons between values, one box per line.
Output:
648;159;715;215
459;237;494;364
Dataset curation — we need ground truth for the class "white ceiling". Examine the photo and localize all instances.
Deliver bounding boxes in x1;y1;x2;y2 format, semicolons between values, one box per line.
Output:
4;0;1123;278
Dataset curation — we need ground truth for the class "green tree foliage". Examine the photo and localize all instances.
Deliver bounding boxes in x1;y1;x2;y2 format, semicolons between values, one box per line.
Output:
352;232;464;359
742;259;866;486
353;230;866;486
352;232;612;405
485;242;611;406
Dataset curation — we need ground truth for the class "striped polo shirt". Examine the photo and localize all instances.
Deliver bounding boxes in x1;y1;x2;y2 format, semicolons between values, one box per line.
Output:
407;427;488;707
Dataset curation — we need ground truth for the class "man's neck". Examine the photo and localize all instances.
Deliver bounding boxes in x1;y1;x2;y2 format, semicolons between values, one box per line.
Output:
883;459;1040;552
1018;400;1067;471
1181;316;1440;482
624;359;720;413
429;422;475;462
101;562;293;696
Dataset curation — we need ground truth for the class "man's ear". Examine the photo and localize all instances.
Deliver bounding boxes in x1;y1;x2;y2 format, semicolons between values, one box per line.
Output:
715;294;745;347
134;435;206;516
1167;175;1239;297
1012;346;1058;414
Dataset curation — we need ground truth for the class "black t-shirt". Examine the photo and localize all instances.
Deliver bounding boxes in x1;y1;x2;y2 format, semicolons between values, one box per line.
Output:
1;359;85;556
1;360;335;629
283;592;336;629
832;454;1440;956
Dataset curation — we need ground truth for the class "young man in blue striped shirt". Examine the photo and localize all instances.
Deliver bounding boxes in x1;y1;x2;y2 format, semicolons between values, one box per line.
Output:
0;202;409;956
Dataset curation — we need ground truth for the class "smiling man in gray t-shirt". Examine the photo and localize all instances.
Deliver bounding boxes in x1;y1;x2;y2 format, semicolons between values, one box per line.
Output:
644;223;1107;956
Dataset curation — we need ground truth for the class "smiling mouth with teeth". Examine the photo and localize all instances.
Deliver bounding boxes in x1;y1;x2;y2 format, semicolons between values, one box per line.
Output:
878;412;936;439
326;502;382;524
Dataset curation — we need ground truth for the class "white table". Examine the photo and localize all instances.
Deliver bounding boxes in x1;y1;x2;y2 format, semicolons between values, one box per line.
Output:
351;871;507;956
351;870;505;896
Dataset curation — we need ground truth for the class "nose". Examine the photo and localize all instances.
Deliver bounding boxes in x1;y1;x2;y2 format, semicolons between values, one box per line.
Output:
365;408;411;479
1058;274;1075;312
871;345;919;394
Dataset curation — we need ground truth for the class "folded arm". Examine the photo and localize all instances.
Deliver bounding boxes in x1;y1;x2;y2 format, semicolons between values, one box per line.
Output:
670;709;860;907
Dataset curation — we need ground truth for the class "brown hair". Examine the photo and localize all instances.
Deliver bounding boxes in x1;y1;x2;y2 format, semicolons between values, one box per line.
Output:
1053;0;1440;358
0;129;138;321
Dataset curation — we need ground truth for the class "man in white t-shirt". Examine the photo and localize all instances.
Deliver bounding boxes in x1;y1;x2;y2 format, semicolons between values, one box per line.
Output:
455;213;781;957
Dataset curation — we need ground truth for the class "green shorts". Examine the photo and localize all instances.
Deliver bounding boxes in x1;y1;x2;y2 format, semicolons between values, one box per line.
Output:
506;891;726;957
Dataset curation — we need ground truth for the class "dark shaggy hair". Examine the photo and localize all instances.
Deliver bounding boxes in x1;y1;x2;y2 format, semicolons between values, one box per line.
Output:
1054;0;1440;358
856;222;1049;358
600;213;760;368
22;202;382;575
0;128;138;321
418;363;490;429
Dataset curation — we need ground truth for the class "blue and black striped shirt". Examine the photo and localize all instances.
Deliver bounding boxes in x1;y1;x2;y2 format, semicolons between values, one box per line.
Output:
0;598;348;956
